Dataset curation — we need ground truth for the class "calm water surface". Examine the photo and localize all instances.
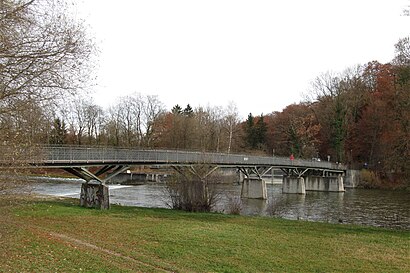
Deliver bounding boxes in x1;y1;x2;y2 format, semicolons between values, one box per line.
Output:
32;178;410;230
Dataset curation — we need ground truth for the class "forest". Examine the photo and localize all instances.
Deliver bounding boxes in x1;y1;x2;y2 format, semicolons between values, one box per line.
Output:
1;1;409;189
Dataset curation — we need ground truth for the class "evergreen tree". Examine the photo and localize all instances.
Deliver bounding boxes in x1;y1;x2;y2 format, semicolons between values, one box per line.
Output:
244;113;267;150
49;118;67;145
255;114;268;148
183;104;194;116
244;113;258;148
171;104;182;114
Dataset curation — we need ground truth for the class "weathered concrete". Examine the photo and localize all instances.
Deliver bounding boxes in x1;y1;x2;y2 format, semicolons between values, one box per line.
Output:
305;176;326;191
304;176;345;192
282;176;305;194
80;181;109;209
329;175;345;192
241;178;267;199
344;169;360;188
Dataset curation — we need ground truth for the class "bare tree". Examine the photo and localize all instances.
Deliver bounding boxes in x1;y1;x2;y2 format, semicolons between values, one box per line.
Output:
165;164;222;212
117;95;141;146
0;0;95;116
223;102;240;153
84;102;103;145
143;95;165;147
393;37;410;66
105;104;123;146
0;0;95;191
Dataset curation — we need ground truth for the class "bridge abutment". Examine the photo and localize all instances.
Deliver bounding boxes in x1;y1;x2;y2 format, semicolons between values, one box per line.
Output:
241;178;267;199
80;181;110;209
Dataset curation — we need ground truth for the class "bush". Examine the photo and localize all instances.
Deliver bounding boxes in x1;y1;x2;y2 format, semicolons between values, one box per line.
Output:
359;169;409;190
359;169;382;189
226;195;242;215
165;165;222;212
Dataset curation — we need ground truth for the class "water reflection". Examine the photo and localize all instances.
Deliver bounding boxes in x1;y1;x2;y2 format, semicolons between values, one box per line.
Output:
32;181;410;230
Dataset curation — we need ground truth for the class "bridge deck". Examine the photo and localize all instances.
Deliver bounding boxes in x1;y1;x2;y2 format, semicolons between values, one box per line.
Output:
34;146;345;172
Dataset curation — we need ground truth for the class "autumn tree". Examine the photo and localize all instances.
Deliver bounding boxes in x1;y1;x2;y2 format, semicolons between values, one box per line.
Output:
386;37;410;176
312;66;367;162
309;71;355;162
266;104;321;159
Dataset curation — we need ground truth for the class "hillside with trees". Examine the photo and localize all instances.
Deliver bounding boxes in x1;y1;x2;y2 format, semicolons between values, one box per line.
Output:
264;37;409;187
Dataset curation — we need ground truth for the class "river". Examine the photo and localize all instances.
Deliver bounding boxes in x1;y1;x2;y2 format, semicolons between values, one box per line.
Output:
31;178;410;230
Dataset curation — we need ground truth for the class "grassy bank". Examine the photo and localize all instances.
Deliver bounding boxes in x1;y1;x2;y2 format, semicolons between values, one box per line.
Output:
1;195;409;272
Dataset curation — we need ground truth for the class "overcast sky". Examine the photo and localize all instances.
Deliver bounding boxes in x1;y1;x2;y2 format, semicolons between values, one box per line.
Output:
76;0;409;119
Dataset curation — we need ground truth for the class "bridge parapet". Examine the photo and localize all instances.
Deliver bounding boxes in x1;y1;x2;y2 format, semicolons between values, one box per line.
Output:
38;145;346;172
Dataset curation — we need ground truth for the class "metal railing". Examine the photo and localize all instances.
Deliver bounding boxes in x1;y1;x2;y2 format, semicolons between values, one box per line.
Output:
38;146;346;171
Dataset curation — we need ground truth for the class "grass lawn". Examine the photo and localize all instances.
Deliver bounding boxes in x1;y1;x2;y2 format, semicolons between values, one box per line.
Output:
1;195;409;272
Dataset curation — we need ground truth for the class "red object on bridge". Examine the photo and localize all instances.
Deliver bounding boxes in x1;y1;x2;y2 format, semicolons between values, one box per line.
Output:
290;154;294;161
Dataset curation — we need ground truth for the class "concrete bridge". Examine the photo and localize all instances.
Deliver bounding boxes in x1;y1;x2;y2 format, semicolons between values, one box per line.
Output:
17;146;347;209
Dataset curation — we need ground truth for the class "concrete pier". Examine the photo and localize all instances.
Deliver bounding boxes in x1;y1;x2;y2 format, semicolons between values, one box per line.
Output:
241;178;267;199
282;176;306;194
330;175;345;192
305;176;344;192
80;181;109;209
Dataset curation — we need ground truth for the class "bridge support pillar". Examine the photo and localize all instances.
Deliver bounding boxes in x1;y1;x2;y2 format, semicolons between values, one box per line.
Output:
241;178;267;199
330;175;345;192
282;176;305;194
305;176;345;192
80;181;109;209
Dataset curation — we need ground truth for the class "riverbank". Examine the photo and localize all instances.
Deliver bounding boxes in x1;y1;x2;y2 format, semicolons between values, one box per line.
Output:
1;195;408;272
358;169;410;190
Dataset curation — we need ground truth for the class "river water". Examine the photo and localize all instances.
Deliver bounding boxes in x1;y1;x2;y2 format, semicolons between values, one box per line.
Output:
31;178;410;230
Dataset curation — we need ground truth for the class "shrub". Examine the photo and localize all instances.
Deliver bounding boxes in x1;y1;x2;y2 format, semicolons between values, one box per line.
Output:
165;165;221;212
359;169;382;189
226;195;242;215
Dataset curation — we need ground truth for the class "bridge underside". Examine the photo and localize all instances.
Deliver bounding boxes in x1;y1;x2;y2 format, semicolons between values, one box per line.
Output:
237;166;345;198
33;162;345;208
62;165;130;184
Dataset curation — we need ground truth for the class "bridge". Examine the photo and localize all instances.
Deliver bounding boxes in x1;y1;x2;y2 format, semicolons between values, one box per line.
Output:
9;146;347;209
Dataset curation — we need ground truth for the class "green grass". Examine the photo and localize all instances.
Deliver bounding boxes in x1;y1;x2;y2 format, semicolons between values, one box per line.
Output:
1;195;409;272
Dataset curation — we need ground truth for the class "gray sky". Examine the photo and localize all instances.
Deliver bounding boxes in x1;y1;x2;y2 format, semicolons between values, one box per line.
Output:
77;0;409;119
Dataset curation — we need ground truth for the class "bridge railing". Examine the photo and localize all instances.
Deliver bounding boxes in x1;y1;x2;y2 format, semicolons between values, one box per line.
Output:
39;146;345;171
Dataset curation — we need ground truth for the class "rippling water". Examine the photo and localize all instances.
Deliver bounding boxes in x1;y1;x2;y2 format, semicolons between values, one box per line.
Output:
32;179;410;230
